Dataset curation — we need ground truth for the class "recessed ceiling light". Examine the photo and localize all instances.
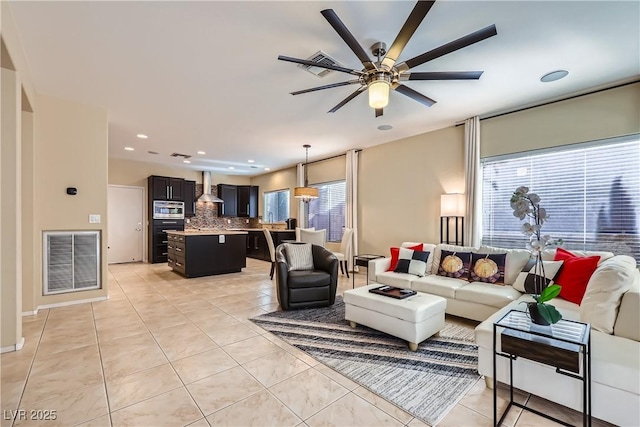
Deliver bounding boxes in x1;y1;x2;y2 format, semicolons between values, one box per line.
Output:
197;151;206;155
248;160;255;163
377;125;393;131
124;147;134;151
136;134;148;139
264;168;271;171
228;166;235;170
183;160;191;164
540;70;569;83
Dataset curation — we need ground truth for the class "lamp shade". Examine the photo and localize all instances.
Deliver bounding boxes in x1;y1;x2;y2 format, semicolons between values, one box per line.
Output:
294;186;319;200
441;193;465;216
368;81;390;108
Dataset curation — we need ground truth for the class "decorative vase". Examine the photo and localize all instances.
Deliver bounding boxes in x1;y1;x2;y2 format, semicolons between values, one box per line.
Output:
527;302;550;326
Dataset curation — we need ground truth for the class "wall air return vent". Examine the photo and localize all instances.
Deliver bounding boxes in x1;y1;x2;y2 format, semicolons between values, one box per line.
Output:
297;51;343;77
43;231;101;295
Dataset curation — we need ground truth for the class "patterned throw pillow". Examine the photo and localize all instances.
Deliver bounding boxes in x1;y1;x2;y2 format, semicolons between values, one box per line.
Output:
394;248;430;277
437;250;472;279
284;243;314;271
387;243;423;271
470;252;507;284
512;260;564;293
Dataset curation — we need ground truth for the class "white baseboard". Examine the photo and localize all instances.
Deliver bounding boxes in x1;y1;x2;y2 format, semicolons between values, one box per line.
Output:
22;309;39;316
37;296;108;310
1;337;25;353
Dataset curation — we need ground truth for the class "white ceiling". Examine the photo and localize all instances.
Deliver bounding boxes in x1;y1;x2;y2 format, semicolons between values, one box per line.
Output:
7;1;640;176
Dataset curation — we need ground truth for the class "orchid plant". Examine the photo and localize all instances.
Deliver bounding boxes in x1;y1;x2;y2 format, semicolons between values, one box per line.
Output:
511;186;562;324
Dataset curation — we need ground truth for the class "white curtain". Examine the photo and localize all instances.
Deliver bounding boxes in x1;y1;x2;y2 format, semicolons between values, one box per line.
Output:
464;116;482;247
296;162;306;227
346;149;359;271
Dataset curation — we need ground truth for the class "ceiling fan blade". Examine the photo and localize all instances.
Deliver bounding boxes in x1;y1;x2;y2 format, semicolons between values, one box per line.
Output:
375;108;383;118
381;1;435;69
321;9;376;71
396;24;497;72
405;71;484;80
393;84;436;107
328;86;367;113
278;55;362;76
290;80;361;96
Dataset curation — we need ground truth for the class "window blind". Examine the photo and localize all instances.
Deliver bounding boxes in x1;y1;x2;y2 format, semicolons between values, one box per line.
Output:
264;189;290;222
481;135;640;263
308;180;346;242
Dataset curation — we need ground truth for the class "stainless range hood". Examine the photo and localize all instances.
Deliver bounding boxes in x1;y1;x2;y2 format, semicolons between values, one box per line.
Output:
197;171;224;203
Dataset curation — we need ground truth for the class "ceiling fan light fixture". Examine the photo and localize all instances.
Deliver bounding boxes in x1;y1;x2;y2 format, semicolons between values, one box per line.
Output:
368;80;390;109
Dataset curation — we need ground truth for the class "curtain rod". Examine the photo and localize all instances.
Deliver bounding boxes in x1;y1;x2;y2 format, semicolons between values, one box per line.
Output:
306;149;361;165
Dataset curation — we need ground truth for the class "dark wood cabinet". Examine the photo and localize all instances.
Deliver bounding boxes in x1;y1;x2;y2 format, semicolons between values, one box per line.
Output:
183;180;196;217
237;185;259;218
167;232;247;278
150;220;184;263
217;184;237;217
246;230;295;261
149;175;184;201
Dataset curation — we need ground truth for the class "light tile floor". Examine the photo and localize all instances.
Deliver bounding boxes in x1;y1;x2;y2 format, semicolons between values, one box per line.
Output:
1;259;613;427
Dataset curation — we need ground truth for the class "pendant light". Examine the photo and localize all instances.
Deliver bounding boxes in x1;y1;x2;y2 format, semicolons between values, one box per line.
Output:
294;144;319;203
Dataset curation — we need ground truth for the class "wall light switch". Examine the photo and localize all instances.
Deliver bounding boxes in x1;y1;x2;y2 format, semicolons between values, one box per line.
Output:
227;219;231;224
89;214;101;224
245;219;249;224
219;235;225;244
186;218;190;224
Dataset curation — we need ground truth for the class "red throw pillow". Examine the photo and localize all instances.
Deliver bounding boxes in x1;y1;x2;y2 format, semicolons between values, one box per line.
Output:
554;247;600;305
388;244;423;271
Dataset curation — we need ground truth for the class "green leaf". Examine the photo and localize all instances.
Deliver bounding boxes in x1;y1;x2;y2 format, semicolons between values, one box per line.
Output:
537;303;562;324
537;284;561;303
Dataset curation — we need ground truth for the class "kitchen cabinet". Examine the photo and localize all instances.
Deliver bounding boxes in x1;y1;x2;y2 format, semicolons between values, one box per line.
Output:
237;185;259;218
149;220;184;263
183;180;196;217
246;230;295;261
167;231;247;277
217;184;237;217
149;175;184;201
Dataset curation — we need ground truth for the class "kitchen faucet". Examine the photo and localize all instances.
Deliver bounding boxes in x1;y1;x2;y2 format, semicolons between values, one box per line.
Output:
267;211;274;223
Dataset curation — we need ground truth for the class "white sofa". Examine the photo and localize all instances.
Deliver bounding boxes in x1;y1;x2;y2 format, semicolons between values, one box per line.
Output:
368;242;640;426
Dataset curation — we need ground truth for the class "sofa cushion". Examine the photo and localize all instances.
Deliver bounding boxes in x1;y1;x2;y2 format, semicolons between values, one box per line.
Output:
470;252;507;284
284;243;314;271
388;243;423;271
479;246;532;285
580;255;636;334
375;271;416;289
437;250;472;280
542;248;614;264
592;330;640;395
614;275;640;341
394;248;430;277
456;283;522;309
431;244;479;274
411;275;469;298
287;270;330;288
554;248;600;304
512;260;564;293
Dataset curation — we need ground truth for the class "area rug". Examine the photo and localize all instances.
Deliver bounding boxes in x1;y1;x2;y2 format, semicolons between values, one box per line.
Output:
250;297;480;426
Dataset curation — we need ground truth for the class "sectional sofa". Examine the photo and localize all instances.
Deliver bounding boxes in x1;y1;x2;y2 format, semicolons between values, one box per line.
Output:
368;242;640;426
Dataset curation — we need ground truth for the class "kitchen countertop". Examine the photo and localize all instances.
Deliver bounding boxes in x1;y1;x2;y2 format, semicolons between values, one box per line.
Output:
226;228;295;233
168;230;248;236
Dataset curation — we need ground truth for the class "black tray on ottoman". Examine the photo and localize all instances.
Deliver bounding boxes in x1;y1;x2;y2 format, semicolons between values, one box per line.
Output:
369;285;417;299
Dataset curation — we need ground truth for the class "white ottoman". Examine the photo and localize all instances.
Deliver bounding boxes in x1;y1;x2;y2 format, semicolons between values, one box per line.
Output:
344;284;447;351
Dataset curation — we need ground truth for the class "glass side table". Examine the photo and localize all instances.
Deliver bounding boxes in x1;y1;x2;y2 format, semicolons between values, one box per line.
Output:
493;309;591;427
352;254;384;288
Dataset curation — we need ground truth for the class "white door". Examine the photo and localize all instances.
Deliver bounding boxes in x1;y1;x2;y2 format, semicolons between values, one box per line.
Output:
108;185;144;264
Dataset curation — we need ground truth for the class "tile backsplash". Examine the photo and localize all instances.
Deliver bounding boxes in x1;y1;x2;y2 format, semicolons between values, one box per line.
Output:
184;184;261;229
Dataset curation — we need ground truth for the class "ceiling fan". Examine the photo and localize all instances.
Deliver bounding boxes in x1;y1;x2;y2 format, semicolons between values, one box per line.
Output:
278;0;497;117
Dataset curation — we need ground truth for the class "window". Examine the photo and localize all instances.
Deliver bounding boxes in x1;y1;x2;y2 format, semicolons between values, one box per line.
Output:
481;135;640;262
307;180;346;242
264;189;290;222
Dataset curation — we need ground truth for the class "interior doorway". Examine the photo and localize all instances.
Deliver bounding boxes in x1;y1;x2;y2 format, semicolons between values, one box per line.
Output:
108;185;144;264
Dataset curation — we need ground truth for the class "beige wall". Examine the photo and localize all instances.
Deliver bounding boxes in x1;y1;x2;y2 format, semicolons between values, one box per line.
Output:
21;111;35;313
1;67;24;350
308;155;346;184
33;94;109;307
1;3;35;105
250;167;298;218
482;82;640;158
358;126;465;255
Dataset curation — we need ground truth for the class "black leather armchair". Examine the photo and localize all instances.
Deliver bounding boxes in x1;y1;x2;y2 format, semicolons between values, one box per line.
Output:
275;244;338;310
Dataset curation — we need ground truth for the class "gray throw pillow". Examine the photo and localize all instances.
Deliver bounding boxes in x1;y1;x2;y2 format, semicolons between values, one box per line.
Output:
285;243;314;271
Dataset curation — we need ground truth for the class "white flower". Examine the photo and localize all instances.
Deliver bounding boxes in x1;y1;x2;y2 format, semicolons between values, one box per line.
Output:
527;239;545;253
528;193;540;204
521;223;536;235
537;207;548;222
515;186;529;195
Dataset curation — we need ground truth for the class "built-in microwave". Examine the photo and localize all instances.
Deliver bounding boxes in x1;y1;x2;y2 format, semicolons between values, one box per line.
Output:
153;200;185;219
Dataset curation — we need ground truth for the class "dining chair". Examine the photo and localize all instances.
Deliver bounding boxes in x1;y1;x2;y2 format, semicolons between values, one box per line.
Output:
331;228;353;277
298;228;326;247
295;227;315;241
263;228;276;279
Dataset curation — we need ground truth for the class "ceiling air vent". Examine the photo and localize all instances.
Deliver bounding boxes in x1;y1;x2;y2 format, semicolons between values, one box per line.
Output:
170;152;191;159
298;51;342;77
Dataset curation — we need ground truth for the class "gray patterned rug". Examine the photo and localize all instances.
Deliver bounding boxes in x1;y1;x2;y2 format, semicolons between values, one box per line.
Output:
250;297;480;426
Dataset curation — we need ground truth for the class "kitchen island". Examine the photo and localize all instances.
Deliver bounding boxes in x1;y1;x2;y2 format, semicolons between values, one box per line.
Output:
166;230;248;278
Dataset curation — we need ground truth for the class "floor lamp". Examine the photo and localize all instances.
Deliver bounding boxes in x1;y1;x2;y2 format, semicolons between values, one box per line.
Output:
440;194;465;246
